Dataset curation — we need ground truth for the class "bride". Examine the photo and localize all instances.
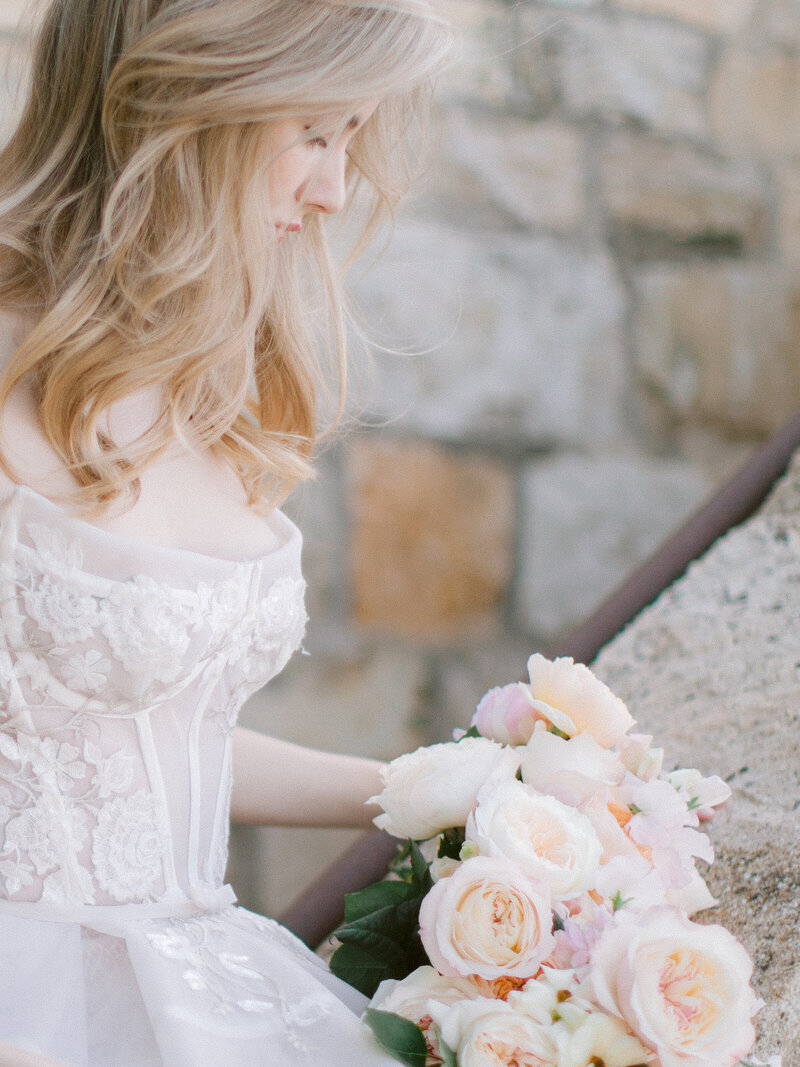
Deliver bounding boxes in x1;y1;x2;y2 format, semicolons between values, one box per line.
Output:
0;1;450;1063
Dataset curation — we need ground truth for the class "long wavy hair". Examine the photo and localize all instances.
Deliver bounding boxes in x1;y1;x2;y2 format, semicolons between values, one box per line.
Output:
0;0;451;512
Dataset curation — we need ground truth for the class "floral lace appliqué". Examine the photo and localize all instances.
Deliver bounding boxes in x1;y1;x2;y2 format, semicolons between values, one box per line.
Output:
92;789;169;902
145;911;332;1052
0;501;306;910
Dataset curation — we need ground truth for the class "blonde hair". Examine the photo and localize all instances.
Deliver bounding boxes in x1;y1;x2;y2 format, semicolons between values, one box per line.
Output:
0;0;451;512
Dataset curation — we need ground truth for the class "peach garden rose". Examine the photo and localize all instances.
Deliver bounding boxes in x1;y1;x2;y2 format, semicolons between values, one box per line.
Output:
370;967;480;1063
590;905;760;1067
430;998;559;1067
418;855;554;981
466;777;603;901
458;1010;559;1067
523;654;635;748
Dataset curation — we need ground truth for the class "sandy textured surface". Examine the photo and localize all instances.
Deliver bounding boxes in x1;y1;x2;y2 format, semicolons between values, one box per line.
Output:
594;454;800;1063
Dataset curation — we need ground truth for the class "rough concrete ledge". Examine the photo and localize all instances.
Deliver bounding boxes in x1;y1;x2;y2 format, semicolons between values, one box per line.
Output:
594;452;800;1062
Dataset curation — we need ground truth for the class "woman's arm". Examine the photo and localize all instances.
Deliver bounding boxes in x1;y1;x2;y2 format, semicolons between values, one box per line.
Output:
230;726;385;828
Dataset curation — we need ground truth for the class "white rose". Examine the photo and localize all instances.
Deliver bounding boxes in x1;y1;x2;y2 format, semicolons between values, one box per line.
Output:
466;777;603;900
523;655;635;748
591;906;760;1067
460;1011;559;1067
370;966;479;1061
370;738;520;840
521;726;626;796
431;998;559;1067
418;855;554;980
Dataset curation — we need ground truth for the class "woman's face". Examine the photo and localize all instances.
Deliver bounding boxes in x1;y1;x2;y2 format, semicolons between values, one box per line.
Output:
266;103;379;241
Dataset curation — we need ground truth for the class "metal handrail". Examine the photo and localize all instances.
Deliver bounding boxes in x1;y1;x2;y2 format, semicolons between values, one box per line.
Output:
277;410;800;947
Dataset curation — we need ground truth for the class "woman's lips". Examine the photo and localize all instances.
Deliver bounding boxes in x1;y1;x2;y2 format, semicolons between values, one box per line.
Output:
276;222;302;243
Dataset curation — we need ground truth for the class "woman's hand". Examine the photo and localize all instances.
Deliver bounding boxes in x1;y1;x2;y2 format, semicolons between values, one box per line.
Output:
230;726;386;829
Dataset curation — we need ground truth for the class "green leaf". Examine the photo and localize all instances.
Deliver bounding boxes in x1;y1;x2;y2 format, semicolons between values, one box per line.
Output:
334;923;412;969
458;725;481;741
329;944;396;998
344;880;414;923
388;840;414;880
437;827;465;861
332;841;433;997
363;1010;428;1067
433;1028;457;1067
409;840;434;893
332;888;429;997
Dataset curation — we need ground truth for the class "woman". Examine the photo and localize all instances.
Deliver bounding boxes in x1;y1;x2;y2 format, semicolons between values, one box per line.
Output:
0;1;451;1063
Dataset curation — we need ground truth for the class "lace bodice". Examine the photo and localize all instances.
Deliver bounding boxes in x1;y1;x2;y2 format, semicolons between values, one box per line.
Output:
0;485;307;910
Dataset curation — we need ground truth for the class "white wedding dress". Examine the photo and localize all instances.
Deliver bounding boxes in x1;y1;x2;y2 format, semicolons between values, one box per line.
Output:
0;485;393;1066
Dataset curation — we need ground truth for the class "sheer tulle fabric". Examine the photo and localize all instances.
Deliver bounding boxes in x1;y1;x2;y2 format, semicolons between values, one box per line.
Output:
0;487;392;1065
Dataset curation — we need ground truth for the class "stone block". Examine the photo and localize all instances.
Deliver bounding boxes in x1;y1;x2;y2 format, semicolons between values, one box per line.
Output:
516;452;709;639
776;164;800;271
710;47;800;158
757;0;800;47
435;0;516;106
598;130;767;253
240;641;428;757
347;437;514;638
611;0;755;33
556;12;711;138
433;638;538;744
634;264;800;436
437;108;585;232
282;450;349;640
353;219;627;447
511;11;565;118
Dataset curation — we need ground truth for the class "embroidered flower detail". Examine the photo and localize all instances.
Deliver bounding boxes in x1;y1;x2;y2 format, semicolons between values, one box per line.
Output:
41;862;95;906
102;577;201;688
60;649;111;693
23;574;101;646
92;789;167;902
202;579;250;635
19;736;86;793
91;750;136;798
3;798;88;876
0;856;34;897
252;578;307;658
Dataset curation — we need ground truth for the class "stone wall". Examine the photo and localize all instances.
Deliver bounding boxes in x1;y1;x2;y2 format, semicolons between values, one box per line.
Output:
0;1;798;916
593;452;800;1061
238;0;800;916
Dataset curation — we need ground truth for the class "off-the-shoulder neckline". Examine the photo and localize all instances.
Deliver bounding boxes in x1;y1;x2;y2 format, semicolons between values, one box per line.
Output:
3;483;301;570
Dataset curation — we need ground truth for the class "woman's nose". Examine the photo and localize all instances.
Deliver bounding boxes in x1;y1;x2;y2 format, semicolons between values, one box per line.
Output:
301;148;347;216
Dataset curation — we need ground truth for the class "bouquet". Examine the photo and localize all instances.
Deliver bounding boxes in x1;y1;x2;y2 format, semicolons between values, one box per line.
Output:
330;654;781;1067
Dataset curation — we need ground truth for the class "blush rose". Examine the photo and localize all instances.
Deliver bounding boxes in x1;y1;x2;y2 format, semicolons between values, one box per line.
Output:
590;906;760;1067
523;655;635;748
470;683;542;746
418;855;554;981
